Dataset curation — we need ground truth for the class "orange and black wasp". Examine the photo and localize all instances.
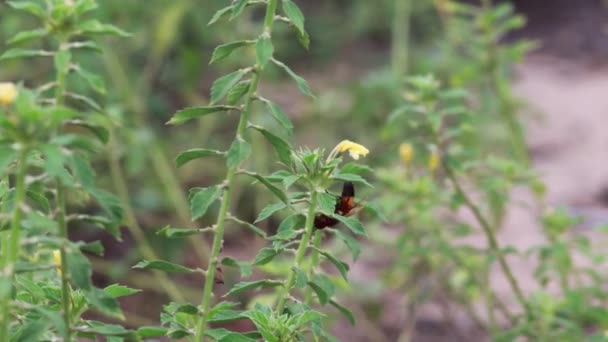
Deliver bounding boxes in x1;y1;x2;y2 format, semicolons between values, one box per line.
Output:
314;182;361;229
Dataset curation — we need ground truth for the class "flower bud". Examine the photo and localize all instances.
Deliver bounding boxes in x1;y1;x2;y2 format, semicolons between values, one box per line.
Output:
0;83;18;106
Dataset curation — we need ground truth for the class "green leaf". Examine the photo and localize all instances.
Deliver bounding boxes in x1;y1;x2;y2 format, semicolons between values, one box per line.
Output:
74;66;106;94
253;248;281;266
340;163;372;175
80;20;130;37
331;215;366;236
308;275;335;305
137;326;168;338
330;300;355;325
226;139;251;168
176;148;224;168
255;202;286;223
272;58;314;98
14;318;48;342
208;5;234;25
90;190;124;235
7;1;45;18
264;100;294;137
104;284;141;298
315;248;350;280
0;49;51;60
167;105;235;125
70;153;95;191
8;28;47;45
332;172;372;187
256;34;273;67
221;257;252;277
227;80;251;105
224;280;282;297
211;69;247;104
250;126;292;165
133;260;195;273
230;0;249;19
84;288;124;319
189;186;222;221
333;230;361;261
282;0;305;34
158;226;210;238
292;266;308;289
82;321;130;336
208;301;240;320
210;40;253;64
317;192;337;214
67;249;93;290
0;145;16;176
65;119;110;143
246;172;289;204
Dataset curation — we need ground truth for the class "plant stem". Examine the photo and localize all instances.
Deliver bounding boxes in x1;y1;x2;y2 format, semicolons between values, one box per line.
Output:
441;159;532;318
56;182;72;341
194;1;279;339
0;149;28;341
276;191;318;314
107;133;185;302
304;230;322;305
391;0;412;79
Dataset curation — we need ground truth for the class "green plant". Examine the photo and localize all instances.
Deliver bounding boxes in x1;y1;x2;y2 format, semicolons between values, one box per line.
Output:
130;1;374;341
0;0;140;340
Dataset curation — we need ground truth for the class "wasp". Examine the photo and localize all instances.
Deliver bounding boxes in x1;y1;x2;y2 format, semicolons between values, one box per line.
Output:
314;182;361;229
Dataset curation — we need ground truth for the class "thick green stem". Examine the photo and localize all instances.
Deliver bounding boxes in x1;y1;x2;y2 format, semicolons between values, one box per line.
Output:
391;0;412;79
107;135;185;302
56;183;72;341
276;191;318;314
194;2;279;339
442;159;532;318
304;230;322;305
0;149;28;341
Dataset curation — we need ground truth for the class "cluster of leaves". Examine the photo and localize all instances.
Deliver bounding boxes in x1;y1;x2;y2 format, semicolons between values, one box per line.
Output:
0;0;144;340
127;1;373;341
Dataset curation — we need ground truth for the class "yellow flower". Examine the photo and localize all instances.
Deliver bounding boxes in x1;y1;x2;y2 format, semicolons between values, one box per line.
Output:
0;82;17;106
334;140;370;160
428;148;440;171
52;250;62;275
399;143;414;164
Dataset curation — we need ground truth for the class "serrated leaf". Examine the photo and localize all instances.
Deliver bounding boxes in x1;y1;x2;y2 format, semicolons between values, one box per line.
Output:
315;248;350;280
282;0;305;33
273;214;304;240
40;144;74;187
7;1;45;18
330;300;355;325
224;280;282;297
189;186;222;221
70;153;95;190
333;230;360;261
246;172;289;204
74;66;106;94
208;5;234;25
133;260;195;273
90;190;123;235
8;28;47;45
64;119;110;143
84;288;124;320
331;215;366;236
210;40;253;64
167;105;234;125
227;80;251;105
137;326;168;338
211;69;247;104
282;175;300;189
226;139;251;168
0;48;52;60
256;35;273;67
176;148;224;168
67;249;93;290
253;248;281;266
0;145;16;176
221;257;252;277
308;277;334;305
250;126;292;165
340;163;372;175
272;58;314;98
292;267;308;289
264;100;294;137
208;301;240;320
80;20;130;37
255;202;286;223
230;0;249;19
317;192;337;214
104;284;141;298
332;172;372;187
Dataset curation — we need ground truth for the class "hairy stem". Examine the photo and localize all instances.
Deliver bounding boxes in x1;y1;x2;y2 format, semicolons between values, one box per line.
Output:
442;159;532;318
391;0;412;79
304;230;322;305
276;191;318;313
0;149;28;341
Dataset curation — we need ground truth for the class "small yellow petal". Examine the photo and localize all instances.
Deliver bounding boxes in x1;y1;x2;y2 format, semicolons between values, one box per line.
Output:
335;140;369;160
428;149;440;171
52;250;62;275
399;143;414;164
0;83;17;106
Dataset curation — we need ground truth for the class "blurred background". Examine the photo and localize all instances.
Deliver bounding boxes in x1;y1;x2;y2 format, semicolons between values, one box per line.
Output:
2;0;608;340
